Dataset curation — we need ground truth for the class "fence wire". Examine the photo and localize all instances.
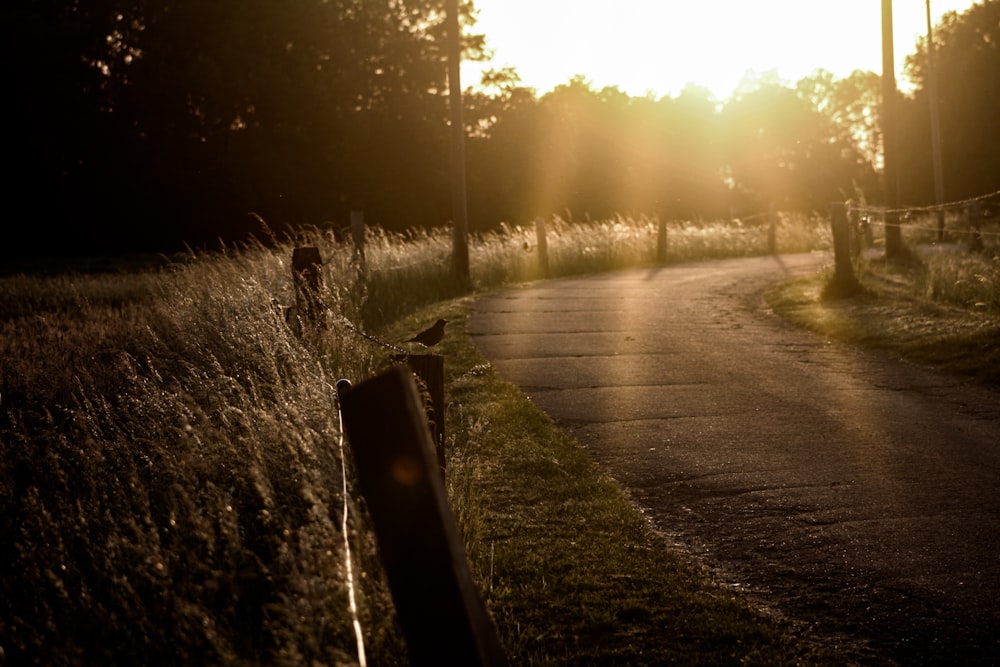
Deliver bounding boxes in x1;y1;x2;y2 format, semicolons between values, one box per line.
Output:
852;188;1000;218
337;316;410;357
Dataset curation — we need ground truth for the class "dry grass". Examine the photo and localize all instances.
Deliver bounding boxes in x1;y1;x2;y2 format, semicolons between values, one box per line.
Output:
775;229;1000;386
893;211;1000;312
470;212;829;284
1;242;403;665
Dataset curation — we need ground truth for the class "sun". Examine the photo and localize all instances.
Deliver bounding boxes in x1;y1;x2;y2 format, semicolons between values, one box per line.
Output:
464;0;978;100
465;1;852;99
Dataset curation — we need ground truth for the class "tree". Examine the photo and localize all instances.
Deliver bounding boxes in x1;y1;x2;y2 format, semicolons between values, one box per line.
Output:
655;86;728;219
798;69;882;173
901;0;1000;202
796;69;881;205
1;0;486;255
465;71;878;229
464;67;541;228
720;78;869;213
2;1;129;252
466;77;730;228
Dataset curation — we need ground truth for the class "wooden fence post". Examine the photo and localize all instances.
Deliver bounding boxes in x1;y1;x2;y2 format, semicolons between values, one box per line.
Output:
535;216;549;277
863;209;875;247
848;203;863;258
656;217;668;264
826;202;862;297
968;200;984;253
337;368;507;667
767;203;776;254
291;247;324;328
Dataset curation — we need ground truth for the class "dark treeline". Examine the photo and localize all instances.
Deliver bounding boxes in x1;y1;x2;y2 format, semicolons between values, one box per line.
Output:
3;1;998;257
900;1;1000;203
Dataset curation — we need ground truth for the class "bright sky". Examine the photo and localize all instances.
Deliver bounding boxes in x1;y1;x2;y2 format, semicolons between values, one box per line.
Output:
463;0;979;99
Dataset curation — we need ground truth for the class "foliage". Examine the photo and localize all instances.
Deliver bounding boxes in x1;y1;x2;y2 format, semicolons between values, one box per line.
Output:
720;81;872;211
466;75;872;227
8;2;999;257
885;211;1000;312
798;69;884;173
900;0;1000;203
0;244;404;665
2;0;481;255
921;250;1000;311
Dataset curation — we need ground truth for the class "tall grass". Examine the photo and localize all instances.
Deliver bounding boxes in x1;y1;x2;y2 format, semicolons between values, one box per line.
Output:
1;213;832;664
882;211;1000;312
907;212;1000;312
471;212;830;285
1;247;402;665
921;251;1000;311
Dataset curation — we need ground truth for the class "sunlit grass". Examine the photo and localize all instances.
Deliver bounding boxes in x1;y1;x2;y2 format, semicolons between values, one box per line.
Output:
0;242;402;665
470;212;830;285
768;228;1000;386
0;212;835;663
919;252;1000;312
900;212;1000;312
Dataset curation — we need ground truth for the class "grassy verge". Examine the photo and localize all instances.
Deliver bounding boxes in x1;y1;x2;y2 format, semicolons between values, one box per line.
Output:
765;252;1000;387
386;303;841;666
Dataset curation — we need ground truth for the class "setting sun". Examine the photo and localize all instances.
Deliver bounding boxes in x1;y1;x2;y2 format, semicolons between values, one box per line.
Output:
465;0;978;98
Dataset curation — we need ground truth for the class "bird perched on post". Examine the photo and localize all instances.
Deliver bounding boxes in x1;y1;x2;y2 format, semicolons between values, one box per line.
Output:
406;318;448;347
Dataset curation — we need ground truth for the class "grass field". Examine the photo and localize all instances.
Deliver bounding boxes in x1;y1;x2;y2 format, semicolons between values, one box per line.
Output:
1;212;995;664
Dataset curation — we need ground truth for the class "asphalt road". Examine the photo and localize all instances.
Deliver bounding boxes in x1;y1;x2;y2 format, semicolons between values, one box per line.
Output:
467;253;1000;665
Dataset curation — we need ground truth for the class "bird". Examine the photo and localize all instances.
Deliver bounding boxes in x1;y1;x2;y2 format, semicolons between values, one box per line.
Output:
405;318;448;347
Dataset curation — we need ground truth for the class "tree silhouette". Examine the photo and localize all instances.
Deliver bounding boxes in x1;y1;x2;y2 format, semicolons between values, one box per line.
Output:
901;1;1000;203
5;1;993;259
720;80;869;213
1;0;483;256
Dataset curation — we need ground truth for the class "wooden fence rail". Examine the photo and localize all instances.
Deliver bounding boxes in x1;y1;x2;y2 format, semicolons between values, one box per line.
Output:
337;368;506;667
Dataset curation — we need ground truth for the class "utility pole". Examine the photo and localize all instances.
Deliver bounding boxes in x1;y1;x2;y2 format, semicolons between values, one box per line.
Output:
926;0;946;241
882;0;903;259
446;0;471;288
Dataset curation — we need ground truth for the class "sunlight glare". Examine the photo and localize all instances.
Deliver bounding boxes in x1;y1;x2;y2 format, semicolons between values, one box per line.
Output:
466;0;979;99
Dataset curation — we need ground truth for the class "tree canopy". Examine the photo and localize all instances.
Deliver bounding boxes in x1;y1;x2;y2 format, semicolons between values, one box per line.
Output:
900;0;1000;203
4;0;470;254
2;0;997;257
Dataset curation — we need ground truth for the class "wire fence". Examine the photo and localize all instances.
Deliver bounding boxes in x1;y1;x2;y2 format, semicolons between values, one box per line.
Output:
337;315;411;356
854;188;1000;217
848;188;1000;245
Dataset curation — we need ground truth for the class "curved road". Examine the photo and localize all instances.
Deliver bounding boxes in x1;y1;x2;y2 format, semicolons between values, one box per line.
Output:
467;253;1000;665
